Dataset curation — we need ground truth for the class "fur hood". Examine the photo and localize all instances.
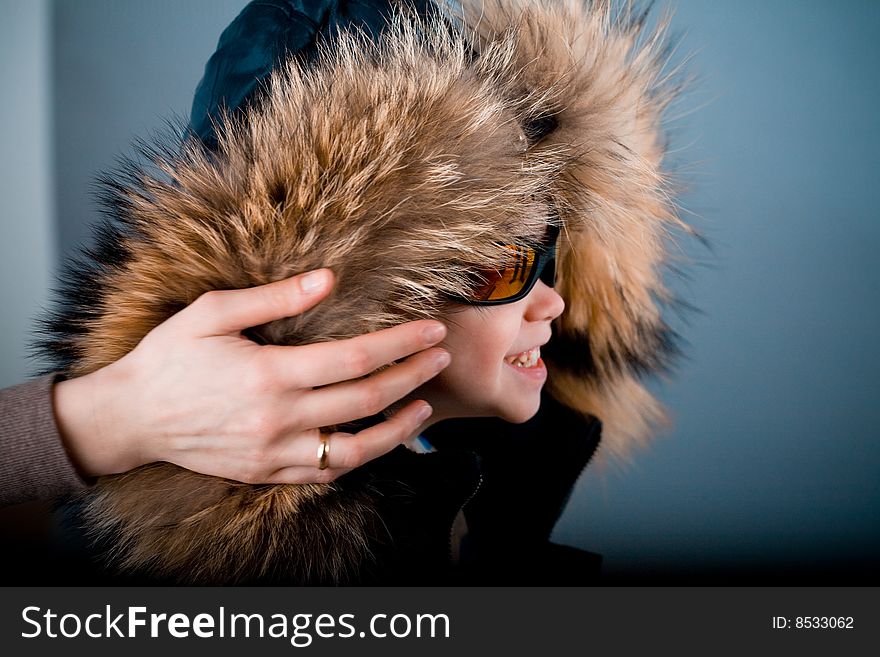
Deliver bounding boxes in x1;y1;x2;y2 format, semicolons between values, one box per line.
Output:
41;0;693;584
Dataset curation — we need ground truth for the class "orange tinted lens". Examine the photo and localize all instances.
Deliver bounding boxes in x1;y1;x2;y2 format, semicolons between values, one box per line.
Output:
471;245;537;301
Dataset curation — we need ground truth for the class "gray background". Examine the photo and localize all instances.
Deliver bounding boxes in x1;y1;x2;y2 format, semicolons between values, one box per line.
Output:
1;0;877;581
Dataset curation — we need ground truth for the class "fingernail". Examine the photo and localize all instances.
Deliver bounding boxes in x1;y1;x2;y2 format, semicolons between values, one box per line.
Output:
415;403;433;424
433;350;451;370
422;323;446;343
300;270;328;294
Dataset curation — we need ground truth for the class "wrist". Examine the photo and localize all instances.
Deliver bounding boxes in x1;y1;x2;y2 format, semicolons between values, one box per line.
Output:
52;361;144;477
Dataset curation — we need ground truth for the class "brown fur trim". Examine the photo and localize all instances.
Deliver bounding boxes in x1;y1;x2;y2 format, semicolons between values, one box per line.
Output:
68;12;558;378
82;464;382;584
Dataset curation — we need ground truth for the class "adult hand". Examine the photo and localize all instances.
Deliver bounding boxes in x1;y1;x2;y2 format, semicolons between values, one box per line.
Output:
52;269;449;484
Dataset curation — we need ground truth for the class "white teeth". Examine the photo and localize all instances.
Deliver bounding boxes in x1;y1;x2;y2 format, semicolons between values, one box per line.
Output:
505;347;540;368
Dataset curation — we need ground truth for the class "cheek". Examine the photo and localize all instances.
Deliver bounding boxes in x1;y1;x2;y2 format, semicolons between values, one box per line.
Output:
448;332;512;394
461;313;520;368
431;337;501;410
443;342;501;389
434;306;526;416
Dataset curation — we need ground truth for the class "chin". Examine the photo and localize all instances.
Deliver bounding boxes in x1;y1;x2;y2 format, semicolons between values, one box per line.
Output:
498;399;542;424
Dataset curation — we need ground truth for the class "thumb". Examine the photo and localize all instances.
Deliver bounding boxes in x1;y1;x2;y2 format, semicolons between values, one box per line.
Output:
186;269;334;336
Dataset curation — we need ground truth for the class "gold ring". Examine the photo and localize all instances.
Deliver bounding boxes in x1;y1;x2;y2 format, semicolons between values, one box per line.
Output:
316;433;330;470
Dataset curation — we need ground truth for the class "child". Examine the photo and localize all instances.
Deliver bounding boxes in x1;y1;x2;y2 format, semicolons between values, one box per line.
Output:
41;0;692;584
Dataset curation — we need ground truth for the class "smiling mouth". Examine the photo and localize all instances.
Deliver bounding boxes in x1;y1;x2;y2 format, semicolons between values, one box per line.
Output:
504;346;541;368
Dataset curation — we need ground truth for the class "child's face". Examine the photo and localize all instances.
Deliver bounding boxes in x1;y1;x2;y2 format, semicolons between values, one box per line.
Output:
421;280;566;424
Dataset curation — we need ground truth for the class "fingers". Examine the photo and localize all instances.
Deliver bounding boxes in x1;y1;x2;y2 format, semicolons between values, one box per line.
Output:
333;399;433;466
267;400;433;484
185;269;335;336
264;466;352;485
260;319;448;388
294;347;450;429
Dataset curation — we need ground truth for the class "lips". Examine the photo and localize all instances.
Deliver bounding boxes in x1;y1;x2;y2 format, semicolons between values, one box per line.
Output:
504;346;541;368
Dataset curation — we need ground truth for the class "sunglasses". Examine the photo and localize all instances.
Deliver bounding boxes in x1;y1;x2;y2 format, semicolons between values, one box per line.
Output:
454;225;559;305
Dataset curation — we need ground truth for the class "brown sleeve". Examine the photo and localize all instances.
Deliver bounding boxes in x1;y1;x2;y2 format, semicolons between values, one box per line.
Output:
0;374;88;506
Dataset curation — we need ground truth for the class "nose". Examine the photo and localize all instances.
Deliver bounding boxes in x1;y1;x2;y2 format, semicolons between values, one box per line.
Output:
525;280;565;322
